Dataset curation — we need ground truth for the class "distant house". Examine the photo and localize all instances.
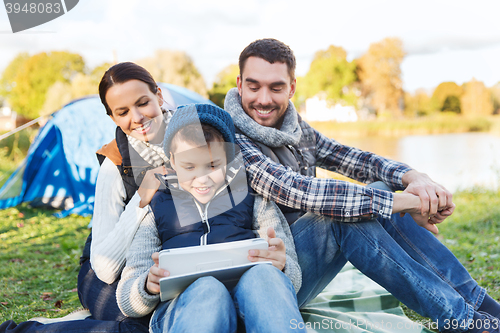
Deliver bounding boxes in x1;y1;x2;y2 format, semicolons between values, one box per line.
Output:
302;95;358;122
0;106;16;131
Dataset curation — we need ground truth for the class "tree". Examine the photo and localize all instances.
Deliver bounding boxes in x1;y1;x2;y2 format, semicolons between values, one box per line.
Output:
208;64;239;108
431;82;463;112
41;63;112;116
0;52;29;97
357;38;405;118
296;45;358;107
87;62;113;90
4;51;85;119
489;83;500;114
40;81;72;116
91;62;112;80
137;50;207;98
461;78;493;117
404;89;432;117
441;96;461;113
70;72;98;98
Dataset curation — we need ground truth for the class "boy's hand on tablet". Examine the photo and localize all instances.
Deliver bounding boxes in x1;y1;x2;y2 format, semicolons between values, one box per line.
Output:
248;227;287;271
146;252;170;295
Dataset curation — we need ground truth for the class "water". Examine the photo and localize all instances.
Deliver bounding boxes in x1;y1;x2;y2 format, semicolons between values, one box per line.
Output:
335;132;500;193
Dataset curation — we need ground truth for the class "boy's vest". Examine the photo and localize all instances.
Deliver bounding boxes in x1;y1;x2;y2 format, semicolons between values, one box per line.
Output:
151;169;255;250
241;116;317;224
80;127;154;264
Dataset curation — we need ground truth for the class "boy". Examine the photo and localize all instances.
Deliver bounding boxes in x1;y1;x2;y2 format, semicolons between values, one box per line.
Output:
116;104;305;333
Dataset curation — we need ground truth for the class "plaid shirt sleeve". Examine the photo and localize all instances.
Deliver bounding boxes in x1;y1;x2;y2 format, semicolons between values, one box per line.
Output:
236;133;409;222
314;128;412;191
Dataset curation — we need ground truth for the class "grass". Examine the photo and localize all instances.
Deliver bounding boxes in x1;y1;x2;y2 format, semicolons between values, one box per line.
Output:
437;187;500;297
0;205;91;323
0;128;35;188
400;187;500;330
0;188;498;325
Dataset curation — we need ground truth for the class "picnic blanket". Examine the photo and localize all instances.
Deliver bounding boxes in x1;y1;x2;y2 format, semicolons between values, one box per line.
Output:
300;262;434;333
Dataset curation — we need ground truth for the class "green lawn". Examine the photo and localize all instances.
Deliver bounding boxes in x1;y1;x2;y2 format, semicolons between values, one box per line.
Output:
0;206;90;322
437;188;500;298
0;188;499;324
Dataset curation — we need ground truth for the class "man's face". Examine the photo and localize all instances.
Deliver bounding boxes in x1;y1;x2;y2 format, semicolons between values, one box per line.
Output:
237;56;296;129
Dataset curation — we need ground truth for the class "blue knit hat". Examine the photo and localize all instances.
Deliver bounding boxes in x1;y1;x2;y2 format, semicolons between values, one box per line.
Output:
164;104;236;161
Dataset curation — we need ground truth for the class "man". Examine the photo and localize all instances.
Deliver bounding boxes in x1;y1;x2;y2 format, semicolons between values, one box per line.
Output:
224;38;500;333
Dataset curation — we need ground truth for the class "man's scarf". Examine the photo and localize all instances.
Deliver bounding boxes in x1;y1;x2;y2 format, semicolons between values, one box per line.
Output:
224;88;302;147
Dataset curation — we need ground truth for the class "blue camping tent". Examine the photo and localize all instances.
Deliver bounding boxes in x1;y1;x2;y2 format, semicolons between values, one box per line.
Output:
0;83;213;217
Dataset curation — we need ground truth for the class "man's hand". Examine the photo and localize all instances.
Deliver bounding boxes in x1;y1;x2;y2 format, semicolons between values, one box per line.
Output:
145;252;170;295
402;170;455;219
393;192;441;235
408;210;440;235
248;227;286;271
138;166;166;208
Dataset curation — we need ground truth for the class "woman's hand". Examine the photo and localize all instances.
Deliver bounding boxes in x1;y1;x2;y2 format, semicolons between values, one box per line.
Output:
145;252;170;295
138;166;166;208
248;227;287;271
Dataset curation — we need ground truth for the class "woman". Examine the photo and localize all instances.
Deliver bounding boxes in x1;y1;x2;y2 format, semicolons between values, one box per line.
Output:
78;62;176;326
1;62;168;333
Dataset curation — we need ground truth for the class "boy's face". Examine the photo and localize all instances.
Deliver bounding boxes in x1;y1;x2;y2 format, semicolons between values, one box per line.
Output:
170;138;227;204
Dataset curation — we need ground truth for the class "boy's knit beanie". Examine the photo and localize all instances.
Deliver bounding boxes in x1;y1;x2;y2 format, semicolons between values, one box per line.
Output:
163;103;236;161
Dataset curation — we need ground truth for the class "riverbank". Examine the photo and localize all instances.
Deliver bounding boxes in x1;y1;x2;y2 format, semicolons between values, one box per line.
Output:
310;114;500;138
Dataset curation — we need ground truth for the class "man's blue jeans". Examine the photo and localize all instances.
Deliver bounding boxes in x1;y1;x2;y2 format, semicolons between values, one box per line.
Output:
150;264;305;333
291;186;485;332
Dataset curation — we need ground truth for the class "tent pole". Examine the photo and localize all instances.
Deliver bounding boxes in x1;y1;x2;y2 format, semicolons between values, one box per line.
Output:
0;116;42;142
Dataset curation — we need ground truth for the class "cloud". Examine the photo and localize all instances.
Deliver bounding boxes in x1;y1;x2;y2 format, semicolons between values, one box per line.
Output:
2;0;500;91
405;35;500;56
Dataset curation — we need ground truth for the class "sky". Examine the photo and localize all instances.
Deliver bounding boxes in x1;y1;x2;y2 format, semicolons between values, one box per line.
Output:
1;0;500;93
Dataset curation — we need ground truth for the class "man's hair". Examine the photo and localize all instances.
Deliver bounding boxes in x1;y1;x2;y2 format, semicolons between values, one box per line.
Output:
170;123;225;158
239;38;296;82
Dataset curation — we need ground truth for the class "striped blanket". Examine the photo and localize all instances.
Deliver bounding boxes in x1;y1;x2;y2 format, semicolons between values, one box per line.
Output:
300;263;434;333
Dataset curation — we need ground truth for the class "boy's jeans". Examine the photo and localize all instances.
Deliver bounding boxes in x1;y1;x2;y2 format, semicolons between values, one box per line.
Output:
291;183;484;333
150;264;305;333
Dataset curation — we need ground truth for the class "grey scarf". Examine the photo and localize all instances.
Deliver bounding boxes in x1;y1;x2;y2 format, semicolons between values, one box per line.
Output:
224;88;302;148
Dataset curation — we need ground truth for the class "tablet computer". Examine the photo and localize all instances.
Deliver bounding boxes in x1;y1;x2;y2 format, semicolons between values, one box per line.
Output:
159;238;270;301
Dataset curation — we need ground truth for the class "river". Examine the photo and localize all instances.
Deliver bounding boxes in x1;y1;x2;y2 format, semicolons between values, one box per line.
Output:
333;132;500;193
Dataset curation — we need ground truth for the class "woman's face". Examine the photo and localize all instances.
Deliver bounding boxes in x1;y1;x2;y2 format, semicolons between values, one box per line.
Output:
106;79;164;144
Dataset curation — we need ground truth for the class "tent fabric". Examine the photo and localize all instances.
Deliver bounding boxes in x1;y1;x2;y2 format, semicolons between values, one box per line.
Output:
0;84;213;217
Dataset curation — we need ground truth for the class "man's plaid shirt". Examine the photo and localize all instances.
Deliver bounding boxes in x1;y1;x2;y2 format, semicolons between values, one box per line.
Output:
236;127;412;222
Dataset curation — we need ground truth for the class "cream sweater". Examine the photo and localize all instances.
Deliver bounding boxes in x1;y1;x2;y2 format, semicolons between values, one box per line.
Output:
90;158;151;284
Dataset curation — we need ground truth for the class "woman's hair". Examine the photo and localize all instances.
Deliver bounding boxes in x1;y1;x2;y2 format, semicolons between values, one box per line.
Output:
170;123;225;158
98;62;158;115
